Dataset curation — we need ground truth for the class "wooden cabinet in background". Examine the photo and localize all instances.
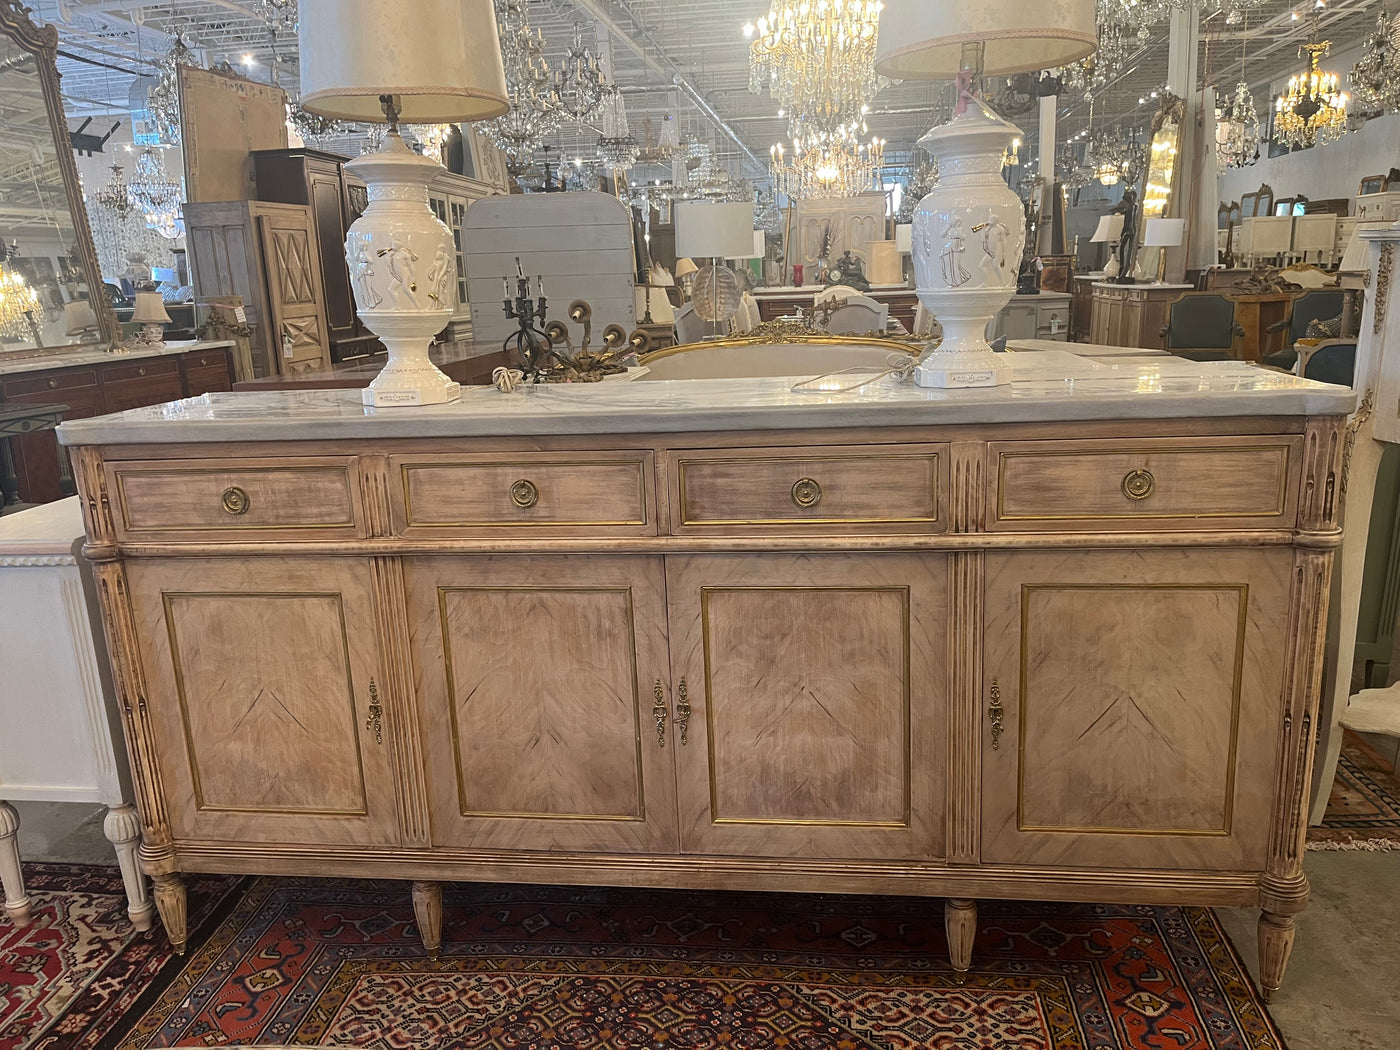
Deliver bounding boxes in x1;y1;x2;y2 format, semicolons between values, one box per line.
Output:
428;170;498;342
252;148;382;363
185;200;332;378
1089;282;1194;348
0;345;234;503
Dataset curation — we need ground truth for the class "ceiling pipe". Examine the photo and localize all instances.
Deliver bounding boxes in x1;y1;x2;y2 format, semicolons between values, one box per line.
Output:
672;73;767;175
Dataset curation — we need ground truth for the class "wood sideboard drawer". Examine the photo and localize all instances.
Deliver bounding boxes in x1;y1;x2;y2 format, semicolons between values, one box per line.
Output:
394;452;654;533
107;458;362;540
674;445;944;530
5;368;99;397
990;437;1301;529
100;357;179;384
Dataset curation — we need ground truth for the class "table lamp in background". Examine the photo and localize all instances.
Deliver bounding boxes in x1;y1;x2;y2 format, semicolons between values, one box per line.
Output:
674;258;699;300
63;299;100;343
1091;214;1127;279
674;202;755;337
299;0;507;407
874;0;1095;387
130;291;172;347
1142;218;1186;284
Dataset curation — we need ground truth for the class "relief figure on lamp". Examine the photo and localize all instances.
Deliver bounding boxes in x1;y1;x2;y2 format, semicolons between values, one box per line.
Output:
377;237;421;309
349;236;383;310
940;217;972;288
425;243;452;306
976;217;1013;286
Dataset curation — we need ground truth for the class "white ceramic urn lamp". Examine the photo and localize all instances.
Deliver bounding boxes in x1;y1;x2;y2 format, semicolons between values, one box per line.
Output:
875;0;1095;388
298;0;508;407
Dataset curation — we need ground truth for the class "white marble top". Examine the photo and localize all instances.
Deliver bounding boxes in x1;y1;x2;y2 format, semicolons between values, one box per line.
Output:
0;340;235;378
0;497;83;556
1007;338;1169;358
57;349;1355;445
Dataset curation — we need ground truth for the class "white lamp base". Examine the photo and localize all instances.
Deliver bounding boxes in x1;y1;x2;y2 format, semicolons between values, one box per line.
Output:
914;350;1011;388
361;358;461;407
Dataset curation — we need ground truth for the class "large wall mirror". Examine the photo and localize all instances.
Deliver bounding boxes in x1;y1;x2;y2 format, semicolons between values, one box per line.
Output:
1;0;113;354
1133;94;1185;281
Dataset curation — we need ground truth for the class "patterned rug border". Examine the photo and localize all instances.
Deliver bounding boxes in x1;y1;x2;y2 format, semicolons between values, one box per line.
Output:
100;875;1290;1050
1307;731;1400;852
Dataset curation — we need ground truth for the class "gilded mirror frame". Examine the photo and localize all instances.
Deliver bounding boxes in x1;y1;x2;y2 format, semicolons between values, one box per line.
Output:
1;0;116;351
1134;93;1186;281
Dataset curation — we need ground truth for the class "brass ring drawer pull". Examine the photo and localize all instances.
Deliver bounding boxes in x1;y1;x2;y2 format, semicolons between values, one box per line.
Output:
510;479;539;509
48;379;58;389
221;486;251;515
1121;469;1155;501
791;477;822;508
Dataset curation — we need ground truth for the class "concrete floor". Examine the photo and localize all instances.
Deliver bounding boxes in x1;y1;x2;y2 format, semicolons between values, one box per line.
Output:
10;800;1400;1048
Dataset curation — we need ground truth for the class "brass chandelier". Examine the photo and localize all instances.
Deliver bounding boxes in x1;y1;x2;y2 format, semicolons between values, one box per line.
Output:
769;130;884;201
0;263;42;341
749;0;889;140
1274;37;1349;149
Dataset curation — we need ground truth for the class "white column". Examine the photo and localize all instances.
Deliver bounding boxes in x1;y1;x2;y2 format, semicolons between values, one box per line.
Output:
1037;94;1058;255
1160;5;1201;282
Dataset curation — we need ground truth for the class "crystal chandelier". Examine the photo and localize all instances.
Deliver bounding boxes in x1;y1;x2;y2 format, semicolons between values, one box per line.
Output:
0;263;42;341
1088;129;1141;187
769;131;884;201
483;0;560;170
597;88;639;170
1274;36;1350;149
749;0;890;139
288;100;346;143
94;164;135;220
1350;11;1400;116
145;35;196;146
554;22;609;125
1216;81;1261;168
895;149;938;222
128;147;182;231
406;124;455;163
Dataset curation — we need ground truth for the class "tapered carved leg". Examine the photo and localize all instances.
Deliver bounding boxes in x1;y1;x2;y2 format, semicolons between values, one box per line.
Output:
102;805;153;932
412;880;443;960
0;801;32;926
945;897;977;980
1258;911;1296;1002
152;872;188;953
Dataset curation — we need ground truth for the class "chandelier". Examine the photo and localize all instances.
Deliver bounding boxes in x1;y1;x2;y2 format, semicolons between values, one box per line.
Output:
1088;129;1141;187
288;99;346;143
406;124;455;163
128;147;182;235
635;115;682;166
769;131;884;201
145;35;196;146
94;164;135;220
895;149;938;222
554;22;609;125
597;88;640;170
1274;37;1349;149
748;0;889;139
1216;81;1261;168
1350;11;1400;116
0;263;42;341
483;0;560;170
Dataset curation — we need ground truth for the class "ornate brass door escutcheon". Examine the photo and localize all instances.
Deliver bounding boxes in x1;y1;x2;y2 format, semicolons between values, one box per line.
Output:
221;486;251;515
791;477;823;508
365;676;383;745
675;677;691;745
653;679;667;747
988;678;1003;750
1121;469;1155;501
510;479;539;508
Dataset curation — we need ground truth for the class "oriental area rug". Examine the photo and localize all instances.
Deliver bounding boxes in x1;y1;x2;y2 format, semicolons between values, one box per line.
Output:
3;873;1288;1050
1307;730;1400;852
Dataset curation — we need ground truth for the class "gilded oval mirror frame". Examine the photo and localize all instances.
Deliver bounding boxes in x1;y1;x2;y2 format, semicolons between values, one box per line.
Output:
0;0;116;355
1134;93;1186;282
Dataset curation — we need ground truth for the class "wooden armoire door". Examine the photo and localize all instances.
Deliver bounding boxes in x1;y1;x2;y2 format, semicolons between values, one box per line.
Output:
407;555;678;853
126;556;399;847
665;553;947;860
254;202;332;375
982;548;1291;871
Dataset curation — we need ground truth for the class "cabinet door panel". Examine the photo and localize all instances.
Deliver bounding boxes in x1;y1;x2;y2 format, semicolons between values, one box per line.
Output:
666;553;946;860
983;549;1289;870
408;555;676;852
127;557;398;846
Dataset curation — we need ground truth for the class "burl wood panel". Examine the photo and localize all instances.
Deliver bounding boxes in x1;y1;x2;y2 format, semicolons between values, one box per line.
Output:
126;557;397;846
673;445;944;530
393;451;654;534
108;457;360;540
991;437;1301;530
983;548;1291;870
407;555;677;853
666;553;946;860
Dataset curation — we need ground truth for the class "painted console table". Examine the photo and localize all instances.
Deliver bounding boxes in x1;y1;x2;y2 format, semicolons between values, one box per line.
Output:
0;497;151;930
58;351;1352;998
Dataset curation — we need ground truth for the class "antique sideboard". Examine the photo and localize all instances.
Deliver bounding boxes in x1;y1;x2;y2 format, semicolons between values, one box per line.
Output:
59;354;1352;998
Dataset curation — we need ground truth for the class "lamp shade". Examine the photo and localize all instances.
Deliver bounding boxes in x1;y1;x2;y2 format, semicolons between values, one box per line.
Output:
130;291;172;325
63;299;98;335
895;223;913;253
1090;214;1125;243
874;0;1096;79
674;258;699;279
1143;218;1185;248
674;202;756;259
299;0;508;123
